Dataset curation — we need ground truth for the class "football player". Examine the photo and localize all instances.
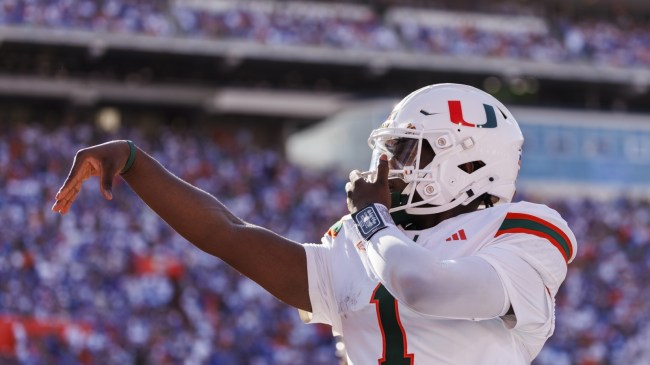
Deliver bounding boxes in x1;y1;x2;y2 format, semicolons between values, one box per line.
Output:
53;83;576;364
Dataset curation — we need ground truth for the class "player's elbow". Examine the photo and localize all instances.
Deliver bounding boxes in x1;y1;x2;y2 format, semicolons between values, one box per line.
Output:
389;269;437;310
389;268;451;315
189;214;242;257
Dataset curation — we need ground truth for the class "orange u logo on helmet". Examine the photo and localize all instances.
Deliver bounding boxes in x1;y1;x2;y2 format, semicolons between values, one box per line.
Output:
448;100;498;128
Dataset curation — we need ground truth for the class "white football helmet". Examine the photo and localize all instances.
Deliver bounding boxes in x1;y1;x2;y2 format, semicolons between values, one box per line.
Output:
366;83;524;215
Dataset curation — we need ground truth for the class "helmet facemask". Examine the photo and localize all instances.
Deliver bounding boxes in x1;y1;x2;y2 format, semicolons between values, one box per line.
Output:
365;126;472;215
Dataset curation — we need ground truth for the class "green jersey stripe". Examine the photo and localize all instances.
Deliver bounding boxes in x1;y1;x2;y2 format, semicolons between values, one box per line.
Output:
496;217;571;262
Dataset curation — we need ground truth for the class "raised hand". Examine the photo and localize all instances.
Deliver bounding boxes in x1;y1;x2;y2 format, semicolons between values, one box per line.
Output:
345;154;391;213
52;140;131;214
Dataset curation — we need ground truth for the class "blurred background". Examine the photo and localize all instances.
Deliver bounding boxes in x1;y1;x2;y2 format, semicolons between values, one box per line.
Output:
0;0;649;364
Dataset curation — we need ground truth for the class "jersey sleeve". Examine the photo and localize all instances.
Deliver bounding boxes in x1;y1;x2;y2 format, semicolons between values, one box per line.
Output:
492;205;577;295
476;203;578;360
301;221;344;333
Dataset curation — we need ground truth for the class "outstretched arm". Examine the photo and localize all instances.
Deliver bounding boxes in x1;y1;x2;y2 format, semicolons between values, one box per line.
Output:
52;140;311;311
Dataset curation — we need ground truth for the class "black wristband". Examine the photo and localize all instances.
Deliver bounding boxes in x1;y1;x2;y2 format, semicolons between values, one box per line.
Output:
351;204;393;241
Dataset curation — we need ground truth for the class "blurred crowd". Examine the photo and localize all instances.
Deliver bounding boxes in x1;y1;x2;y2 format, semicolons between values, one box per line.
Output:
537;198;650;365
0;121;346;365
0;120;649;365
1;0;649;68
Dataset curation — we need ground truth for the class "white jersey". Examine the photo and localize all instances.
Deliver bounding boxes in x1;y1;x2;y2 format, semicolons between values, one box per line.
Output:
303;201;577;365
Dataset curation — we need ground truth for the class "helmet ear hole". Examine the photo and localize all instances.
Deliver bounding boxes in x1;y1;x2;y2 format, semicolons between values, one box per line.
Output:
457;160;486;174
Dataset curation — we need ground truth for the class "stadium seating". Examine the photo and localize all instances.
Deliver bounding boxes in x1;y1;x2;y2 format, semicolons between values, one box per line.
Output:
1;0;649;68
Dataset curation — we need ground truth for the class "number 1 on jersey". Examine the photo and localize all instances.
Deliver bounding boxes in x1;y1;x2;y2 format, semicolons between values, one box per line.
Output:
371;284;414;365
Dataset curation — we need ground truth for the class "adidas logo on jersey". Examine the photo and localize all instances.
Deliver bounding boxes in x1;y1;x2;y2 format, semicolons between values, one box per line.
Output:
445;229;467;242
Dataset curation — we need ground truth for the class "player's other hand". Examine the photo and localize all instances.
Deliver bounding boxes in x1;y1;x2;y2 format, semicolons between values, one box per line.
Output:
52;140;131;215
345;154;390;214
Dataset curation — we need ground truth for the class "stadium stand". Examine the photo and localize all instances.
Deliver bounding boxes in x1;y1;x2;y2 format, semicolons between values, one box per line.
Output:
0;0;648;115
1;0;649;68
0;0;650;364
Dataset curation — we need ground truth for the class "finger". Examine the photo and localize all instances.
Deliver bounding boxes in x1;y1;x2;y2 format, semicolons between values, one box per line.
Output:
55;153;91;201
57;186;79;208
52;195;72;214
51;199;63;213
56;199;72;215
60;199;75;215
52;181;81;213
375;154;389;184
53;155;96;213
53;178;85;214
348;170;362;183
345;181;353;194
99;158;117;200
55;174;78;201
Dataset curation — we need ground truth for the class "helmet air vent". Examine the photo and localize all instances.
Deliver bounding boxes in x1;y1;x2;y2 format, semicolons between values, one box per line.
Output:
458;160;486;174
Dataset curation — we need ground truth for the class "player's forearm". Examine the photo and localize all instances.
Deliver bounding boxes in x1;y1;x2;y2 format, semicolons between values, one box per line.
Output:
53;141;312;310
118;146;311;311
121;146;241;256
366;226;508;319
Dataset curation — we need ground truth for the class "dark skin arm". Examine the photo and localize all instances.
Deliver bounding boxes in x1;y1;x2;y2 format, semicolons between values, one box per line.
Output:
52;140;311;311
